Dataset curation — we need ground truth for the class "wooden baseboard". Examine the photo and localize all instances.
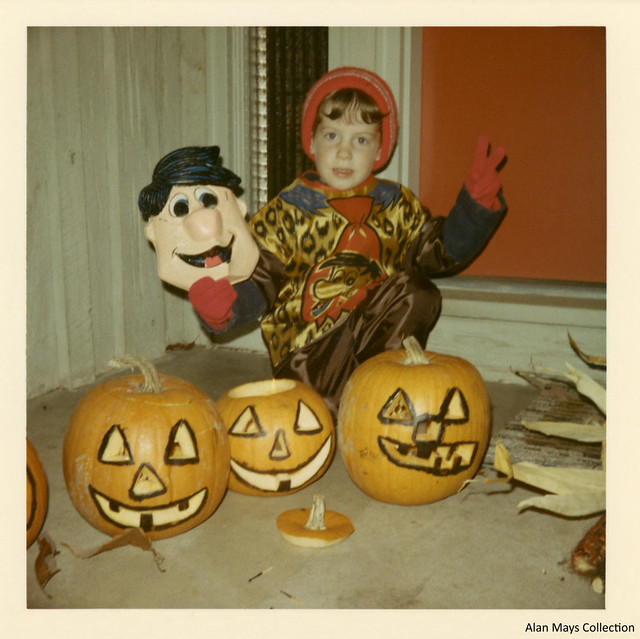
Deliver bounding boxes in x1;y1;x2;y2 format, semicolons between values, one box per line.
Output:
429;276;606;385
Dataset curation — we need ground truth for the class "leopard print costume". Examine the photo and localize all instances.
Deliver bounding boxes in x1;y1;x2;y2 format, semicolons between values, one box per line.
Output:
250;171;444;368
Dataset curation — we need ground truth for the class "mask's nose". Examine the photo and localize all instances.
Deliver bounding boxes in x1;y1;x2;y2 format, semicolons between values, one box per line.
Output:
182;207;224;242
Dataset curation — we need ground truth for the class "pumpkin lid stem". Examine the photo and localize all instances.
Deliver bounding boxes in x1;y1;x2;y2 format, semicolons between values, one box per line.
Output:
304;494;327;531
108;355;164;393
402;335;431;366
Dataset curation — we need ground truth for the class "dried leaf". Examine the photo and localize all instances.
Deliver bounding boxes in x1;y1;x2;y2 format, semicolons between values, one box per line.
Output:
493;441;514;479
35;533;61;596
517;490;605;517
62;527;165;572
521;420;606;443
568;333;606;367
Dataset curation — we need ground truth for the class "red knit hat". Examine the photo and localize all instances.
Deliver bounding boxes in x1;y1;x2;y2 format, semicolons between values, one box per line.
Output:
301;66;399;172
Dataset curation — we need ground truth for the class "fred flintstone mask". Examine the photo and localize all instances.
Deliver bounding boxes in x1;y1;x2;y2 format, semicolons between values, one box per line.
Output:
139;146;259;292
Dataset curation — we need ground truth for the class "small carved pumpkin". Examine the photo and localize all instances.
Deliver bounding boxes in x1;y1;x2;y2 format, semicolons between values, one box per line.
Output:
27;439;48;548
338;337;491;505
63;356;230;540
215;379;335;496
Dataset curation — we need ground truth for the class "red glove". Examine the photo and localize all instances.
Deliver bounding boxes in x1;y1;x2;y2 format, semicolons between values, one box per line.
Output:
464;135;507;210
188;277;238;330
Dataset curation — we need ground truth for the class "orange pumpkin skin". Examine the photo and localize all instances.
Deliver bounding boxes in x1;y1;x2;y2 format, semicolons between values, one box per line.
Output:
27;439;48;548
215;379;335;497
338;348;490;506
63;370;230;540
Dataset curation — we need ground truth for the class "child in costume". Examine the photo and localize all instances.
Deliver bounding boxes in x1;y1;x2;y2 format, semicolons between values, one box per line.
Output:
152;67;507;417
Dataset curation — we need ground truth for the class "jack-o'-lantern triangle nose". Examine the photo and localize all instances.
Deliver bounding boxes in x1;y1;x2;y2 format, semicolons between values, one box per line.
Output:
129;463;167;500
269;429;291;460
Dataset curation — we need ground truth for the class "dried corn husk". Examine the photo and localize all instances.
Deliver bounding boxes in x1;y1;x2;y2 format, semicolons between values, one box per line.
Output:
568;333;606;367
521;420;605;443
494;442;605;517
491;336;606;518
532;362;606;415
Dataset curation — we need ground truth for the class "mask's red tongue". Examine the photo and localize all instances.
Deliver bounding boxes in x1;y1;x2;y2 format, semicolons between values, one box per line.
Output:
205;255;223;268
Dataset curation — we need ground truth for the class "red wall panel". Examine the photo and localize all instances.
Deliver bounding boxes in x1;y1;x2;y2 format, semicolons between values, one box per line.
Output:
419;27;606;283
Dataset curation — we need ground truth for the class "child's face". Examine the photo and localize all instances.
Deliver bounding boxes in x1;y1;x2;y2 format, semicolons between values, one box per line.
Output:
310;110;382;190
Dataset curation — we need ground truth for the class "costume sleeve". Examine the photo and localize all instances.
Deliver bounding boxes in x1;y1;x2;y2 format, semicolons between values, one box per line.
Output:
405;185;506;276
442;185;506;264
196;279;266;334
249;246;286;310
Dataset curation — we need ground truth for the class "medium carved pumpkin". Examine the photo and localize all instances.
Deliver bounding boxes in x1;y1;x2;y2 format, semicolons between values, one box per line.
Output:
63;356;230;540
215;379;335;496
338;337;491;505
27;439;48;548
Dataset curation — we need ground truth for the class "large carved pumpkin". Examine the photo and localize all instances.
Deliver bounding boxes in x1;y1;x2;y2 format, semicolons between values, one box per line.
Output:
215;379;335;496
338;337;491;505
63;356;230;540
27;439;48;548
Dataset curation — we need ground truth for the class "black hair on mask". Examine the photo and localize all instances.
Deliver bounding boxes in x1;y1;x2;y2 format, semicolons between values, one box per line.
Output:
138;146;244;221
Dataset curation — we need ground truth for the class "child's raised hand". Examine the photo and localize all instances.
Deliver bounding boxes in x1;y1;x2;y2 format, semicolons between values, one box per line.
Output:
188;277;238;330
464;135;506;210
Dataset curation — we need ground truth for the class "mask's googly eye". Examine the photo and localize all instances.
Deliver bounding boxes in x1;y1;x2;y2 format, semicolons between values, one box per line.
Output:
195;187;218;209
169;194;190;217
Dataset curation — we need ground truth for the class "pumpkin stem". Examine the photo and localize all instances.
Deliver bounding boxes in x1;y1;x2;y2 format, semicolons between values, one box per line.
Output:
402;335;431;365
108;355;164;393
304;494;327;531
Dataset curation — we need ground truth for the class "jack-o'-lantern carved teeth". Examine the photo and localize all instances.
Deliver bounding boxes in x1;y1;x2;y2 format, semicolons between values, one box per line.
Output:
89;486;208;533
178;237;234;268
378;436;478;476
230;436;333;493
99;425;134;465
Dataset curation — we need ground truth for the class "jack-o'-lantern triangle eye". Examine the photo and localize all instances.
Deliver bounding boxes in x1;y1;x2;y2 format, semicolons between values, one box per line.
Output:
293;401;323;434
165;419;199;464
378;389;415;424
442;388;469;423
228;406;265;437
99;425;133;465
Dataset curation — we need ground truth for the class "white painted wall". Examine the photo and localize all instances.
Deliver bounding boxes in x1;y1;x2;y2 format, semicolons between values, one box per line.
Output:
27;27;252;397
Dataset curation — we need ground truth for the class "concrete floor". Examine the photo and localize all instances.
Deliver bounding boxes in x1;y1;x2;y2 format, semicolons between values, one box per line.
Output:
26;346;605;611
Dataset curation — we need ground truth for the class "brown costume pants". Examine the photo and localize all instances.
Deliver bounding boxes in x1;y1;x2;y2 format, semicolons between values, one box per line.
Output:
273;270;442;418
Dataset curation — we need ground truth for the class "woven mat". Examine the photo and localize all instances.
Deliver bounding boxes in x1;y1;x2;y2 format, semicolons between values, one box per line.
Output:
483;374;605;470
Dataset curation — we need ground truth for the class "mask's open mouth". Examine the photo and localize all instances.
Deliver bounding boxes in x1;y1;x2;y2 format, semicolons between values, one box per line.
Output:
177;237;234;268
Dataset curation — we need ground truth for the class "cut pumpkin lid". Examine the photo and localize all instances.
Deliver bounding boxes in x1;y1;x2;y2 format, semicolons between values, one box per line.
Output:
276;494;354;548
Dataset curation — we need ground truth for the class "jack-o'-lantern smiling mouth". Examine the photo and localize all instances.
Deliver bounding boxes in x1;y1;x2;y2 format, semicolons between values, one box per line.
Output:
89;486;208;533
377;437;478;476
230;436;333;493
176;237;234;269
